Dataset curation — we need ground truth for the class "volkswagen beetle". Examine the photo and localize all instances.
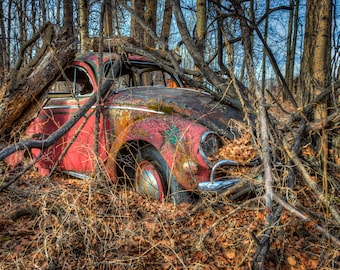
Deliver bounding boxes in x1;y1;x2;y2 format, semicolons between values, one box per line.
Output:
26;52;257;203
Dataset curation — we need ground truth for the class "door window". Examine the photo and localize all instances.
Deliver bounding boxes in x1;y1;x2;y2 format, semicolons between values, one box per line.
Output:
48;66;93;96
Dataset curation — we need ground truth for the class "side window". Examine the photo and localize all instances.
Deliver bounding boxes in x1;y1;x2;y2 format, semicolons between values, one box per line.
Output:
74;67;93;95
49;66;93;96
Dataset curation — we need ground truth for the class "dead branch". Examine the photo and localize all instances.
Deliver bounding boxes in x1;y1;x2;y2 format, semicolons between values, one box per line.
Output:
14;22;53;72
254;25;297;108
306;109;340;132
282;137;340;225
172;0;247;105
273;193;340;247
0;24;77;141
0;56;122;164
288;80;340;126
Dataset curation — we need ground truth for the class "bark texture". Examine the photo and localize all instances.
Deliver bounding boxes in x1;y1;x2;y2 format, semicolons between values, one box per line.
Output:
0;24;77;142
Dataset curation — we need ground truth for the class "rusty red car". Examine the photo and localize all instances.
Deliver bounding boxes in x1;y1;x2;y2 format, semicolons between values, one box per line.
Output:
24;52;257;203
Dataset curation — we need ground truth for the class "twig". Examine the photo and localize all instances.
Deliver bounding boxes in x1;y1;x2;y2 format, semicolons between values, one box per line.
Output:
266;89;291;115
196;197;261;250
0;152;42;192
282;137;340;225
273;193;340;247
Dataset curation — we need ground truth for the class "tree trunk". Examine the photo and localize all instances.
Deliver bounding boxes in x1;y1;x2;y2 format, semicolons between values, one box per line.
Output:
130;0;145;45
261;0;269;94
19;0;27;48
300;0;332;106
40;0;47;23
289;0;300;96
195;0;206;82
160;0;172;49
0;3;7;83
144;0;157;47
79;0;89;52
196;0;206;55
143;0;157;85
284;0;294;100
0;24;77;142
103;0;113;38
300;0;332;182
63;0;74;36
6;1;12;74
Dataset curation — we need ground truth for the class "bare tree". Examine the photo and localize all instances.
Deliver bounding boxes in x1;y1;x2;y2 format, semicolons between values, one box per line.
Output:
103;0;113;37
130;0;145;45
300;1;332;106
0;2;8;82
284;0;300;99
160;0;172;49
78;0;89;51
63;0;74;36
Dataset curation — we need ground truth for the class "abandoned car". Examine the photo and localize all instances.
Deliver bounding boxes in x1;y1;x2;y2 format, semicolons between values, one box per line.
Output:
25;52;258;203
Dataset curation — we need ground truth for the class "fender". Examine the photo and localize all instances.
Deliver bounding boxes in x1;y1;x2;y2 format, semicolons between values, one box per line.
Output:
105;115;211;190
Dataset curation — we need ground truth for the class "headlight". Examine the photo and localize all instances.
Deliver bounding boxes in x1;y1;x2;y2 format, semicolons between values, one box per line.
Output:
199;131;223;165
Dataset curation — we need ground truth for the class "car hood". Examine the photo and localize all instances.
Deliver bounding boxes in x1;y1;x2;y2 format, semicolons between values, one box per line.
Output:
108;86;247;139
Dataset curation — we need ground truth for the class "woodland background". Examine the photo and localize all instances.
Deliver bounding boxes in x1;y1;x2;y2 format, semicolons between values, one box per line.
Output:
0;0;340;269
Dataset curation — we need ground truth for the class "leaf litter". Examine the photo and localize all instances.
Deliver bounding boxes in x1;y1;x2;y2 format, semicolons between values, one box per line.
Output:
0;170;338;269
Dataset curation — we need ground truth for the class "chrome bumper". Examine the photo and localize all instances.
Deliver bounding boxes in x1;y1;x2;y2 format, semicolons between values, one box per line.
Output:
198;179;240;193
198;159;256;193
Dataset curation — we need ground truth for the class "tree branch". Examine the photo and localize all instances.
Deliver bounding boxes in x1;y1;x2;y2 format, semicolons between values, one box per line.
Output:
273;193;340;247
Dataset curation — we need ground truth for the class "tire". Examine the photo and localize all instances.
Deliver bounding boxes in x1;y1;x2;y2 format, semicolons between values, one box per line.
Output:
135;145;192;204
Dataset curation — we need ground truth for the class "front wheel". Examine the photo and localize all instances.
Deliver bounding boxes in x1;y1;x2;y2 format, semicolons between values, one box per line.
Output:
135;145;192;204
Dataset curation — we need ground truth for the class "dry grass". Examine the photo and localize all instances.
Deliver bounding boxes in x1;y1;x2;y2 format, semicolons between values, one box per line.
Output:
0;169;339;269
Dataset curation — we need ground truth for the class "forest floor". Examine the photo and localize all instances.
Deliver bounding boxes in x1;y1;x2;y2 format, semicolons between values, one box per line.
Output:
0;100;339;269
0;170;339;269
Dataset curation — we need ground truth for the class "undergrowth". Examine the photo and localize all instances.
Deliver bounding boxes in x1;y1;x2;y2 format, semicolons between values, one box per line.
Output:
0;171;339;269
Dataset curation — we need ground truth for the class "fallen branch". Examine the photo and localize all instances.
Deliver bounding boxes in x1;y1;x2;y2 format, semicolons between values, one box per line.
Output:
282;137;340;225
0;56;122;163
273;193;340;247
0;24;77;141
0;153;41;192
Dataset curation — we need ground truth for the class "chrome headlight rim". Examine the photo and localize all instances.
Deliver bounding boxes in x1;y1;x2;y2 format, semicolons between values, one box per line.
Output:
199;131;223;167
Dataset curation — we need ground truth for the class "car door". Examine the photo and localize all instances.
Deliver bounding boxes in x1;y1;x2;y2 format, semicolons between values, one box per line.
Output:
28;63;108;173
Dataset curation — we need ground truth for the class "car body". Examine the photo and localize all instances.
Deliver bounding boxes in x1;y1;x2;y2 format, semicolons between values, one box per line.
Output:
25;52;255;202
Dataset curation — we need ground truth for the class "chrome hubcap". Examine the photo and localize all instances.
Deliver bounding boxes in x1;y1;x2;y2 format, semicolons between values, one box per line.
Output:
136;160;163;200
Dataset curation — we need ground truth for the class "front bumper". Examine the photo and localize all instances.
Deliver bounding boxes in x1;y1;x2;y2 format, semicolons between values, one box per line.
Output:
198;159;259;193
198;178;240;193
